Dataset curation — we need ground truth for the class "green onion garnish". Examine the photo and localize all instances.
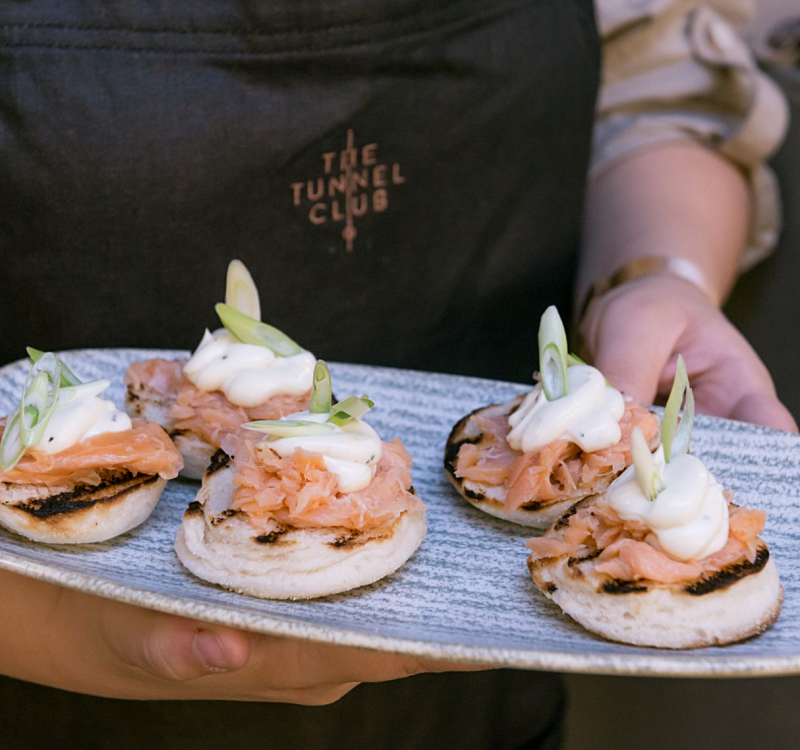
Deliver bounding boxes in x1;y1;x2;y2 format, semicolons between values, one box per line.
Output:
328;395;374;427
309;360;332;414
566;351;611;386
215;303;302;358
0;352;102;471
56;379;111;408
566;352;586;368
661;354;694;463
631;425;663;501
18;353;62;448
26;347;81;387
225;259;261;321
538;306;569;401
670;379;695;459
20;372;52;447
0;408;25;471
243;419;337;438
26;351;62;391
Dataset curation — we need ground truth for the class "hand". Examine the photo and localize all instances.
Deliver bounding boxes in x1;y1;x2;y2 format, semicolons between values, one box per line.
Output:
1;571;477;704
578;275;798;432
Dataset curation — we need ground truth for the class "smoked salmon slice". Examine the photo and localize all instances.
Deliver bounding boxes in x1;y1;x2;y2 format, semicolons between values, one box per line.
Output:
232;438;424;532
455;400;659;513
0;420;183;488
527;497;766;585
125;358;309;447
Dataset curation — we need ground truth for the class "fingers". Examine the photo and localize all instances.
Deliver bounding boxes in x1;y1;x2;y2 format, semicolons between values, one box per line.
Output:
587;310;677;406
579;279;696;406
686;330;799;432
254;638;483;691
581;278;797;434
728;393;799;433
335;651;483;684
592;339;663;405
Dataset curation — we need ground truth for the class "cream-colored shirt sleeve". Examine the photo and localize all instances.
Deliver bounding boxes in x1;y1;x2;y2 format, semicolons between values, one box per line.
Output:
594;0;790;269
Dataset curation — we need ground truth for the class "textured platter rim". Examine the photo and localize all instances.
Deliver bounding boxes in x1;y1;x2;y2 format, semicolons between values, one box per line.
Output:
0;547;795;678
0;348;797;679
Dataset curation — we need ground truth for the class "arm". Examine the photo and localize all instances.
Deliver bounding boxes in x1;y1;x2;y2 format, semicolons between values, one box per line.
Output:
578;142;796;430
578;0;796;431
0;569;461;702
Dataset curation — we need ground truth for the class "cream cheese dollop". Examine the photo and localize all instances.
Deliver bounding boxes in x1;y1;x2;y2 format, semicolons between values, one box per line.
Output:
183;329;315;408
507;364;625;453
264;411;383;493
33;385;132;455
606;445;729;561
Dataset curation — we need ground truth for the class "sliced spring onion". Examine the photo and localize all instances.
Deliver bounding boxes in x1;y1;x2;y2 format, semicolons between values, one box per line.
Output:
0;408;25;471
225;259;261;321
538;306;569;401
670;381;695;459
661;354;692;463
328;395;374;427
566;352;586;367
243;419;337;438
631;425;663;501
215;303;302;357
309;360;332;414
566;352;612;386
27;351;61;390
56;379;111;407
26;347;81;387
19;353;62;448
20;372;51;447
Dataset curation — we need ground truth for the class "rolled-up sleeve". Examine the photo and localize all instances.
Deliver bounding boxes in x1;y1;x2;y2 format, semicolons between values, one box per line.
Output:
594;0;790;269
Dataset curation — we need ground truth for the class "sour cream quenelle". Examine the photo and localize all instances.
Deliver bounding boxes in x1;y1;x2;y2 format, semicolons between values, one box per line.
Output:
507;364;625;454
259;410;383;493
607;444;729;561
34;381;132;455
183;329;316;408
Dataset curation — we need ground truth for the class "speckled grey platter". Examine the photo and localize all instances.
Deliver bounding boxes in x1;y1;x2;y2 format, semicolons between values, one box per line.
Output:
0;349;799;678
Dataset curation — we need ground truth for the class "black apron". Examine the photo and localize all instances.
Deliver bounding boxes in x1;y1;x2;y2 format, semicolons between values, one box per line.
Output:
0;0;598;382
0;0;598;747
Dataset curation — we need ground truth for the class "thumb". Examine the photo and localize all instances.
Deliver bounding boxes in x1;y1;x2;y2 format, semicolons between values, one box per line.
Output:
103;606;251;682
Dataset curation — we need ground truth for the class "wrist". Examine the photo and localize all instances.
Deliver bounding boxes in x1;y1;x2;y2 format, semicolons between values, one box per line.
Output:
578;255;719;326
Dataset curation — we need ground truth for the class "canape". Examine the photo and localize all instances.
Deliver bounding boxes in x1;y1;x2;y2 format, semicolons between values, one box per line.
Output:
125;260;316;479
445;307;659;528
0;351;182;543
527;357;782;648
174;361;427;599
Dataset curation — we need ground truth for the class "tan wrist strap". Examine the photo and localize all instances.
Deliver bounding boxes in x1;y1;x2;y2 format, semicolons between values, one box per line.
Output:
578;256;717;324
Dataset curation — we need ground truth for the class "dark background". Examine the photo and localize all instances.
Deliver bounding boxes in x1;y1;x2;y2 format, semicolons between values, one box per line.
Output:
726;65;800;423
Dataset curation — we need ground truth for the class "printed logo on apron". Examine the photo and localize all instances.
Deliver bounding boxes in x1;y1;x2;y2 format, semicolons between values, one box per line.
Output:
290;130;406;252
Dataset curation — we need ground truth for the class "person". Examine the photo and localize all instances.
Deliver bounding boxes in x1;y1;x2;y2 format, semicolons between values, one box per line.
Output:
0;0;794;747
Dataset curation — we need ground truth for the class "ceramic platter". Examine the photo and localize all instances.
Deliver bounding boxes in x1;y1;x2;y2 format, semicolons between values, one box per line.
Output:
0;349;799;678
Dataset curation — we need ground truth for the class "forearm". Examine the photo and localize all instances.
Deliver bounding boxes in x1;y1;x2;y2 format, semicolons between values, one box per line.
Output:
577;142;751;310
0;571;65;688
0;571;147;697
575;141;795;431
